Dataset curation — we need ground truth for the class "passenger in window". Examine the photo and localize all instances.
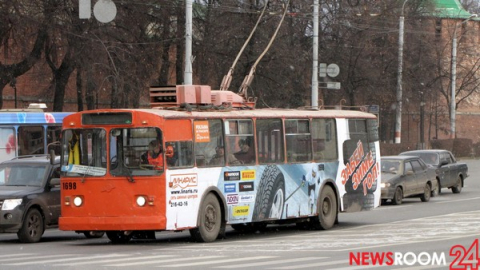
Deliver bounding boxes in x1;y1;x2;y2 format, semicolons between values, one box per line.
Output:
141;140;164;170
232;139;255;164
165;144;177;167
209;146;225;166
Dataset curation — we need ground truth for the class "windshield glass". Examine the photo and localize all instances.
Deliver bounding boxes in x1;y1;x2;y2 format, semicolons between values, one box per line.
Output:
381;159;400;174
417;153;438;165
110;127;163;176
0;164;46;187
61;129;107;177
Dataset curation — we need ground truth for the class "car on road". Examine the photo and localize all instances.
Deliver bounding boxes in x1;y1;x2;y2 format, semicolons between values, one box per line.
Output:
0;155;103;243
380;156;437;205
399;149;468;195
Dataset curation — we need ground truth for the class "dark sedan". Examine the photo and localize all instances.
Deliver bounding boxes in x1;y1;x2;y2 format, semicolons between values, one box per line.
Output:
381;156;437;205
399;150;468;195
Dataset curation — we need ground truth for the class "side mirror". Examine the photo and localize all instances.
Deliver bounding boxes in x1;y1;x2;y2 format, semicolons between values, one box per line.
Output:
50;178;61;187
49;149;56;165
406;170;414;175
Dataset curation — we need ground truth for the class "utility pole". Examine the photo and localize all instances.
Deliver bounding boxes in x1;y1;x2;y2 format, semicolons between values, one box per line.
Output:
311;0;319;109
395;0;409;144
184;0;193;84
450;14;477;138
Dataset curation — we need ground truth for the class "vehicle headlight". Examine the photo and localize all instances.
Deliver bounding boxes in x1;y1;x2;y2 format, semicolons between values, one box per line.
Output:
2;199;23;210
136;196;147;207
380;183;391;188
73;196;83;207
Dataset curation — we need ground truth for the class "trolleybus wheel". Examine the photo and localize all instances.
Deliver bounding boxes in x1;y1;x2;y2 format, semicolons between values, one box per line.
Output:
190;193;223;242
252;165;285;222
106;231;133;243
310;185;337;230
83;231;105;238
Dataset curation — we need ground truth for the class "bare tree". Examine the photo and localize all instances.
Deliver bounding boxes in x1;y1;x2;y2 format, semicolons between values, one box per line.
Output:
0;1;49;109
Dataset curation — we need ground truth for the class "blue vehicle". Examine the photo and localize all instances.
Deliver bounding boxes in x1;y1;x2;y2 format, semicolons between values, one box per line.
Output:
0;104;72;163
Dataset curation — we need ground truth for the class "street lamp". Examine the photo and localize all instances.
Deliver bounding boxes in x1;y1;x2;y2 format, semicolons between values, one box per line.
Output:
395;0;409;144
450;14;477;139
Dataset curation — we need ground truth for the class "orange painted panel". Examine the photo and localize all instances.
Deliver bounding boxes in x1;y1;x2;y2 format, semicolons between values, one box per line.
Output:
163;119;193;141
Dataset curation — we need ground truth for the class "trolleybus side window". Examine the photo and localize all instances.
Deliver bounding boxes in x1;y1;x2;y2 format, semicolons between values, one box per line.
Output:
165;141;193;168
285;119;312;162
343;119;369;164
109;127;164;176
47;126;63;155
61;129;107;177
0;128;15;160
312;118;337;162
256;119;284;164
18;126;44;155
194;119;224;167
225;119;255;165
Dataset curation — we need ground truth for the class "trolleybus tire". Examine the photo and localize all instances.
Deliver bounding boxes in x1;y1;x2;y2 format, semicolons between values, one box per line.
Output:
83;231;105;238
252;165;285;222
17;208;44;243
106;231;133;243
190;193;223;242
310;185;337;230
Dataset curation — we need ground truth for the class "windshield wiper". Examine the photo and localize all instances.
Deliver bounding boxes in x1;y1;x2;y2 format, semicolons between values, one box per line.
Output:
123;163;135;183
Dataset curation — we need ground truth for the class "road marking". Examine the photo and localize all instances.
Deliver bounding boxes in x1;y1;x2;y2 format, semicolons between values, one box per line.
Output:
269;259;347;269
6;254;125;266
435;196;480;203
0;254;34;259
55;254;173;266
161;256;276;267
0;254;72;263
106;255;222;267
215;257;322;268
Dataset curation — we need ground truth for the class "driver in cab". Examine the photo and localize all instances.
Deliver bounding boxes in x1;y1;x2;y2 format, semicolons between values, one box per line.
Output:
141;140;164;170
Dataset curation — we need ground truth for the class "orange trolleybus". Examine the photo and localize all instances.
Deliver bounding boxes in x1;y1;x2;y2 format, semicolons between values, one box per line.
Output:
59;85;381;243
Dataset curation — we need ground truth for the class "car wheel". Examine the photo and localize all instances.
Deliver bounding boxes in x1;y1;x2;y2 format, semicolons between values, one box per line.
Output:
83;231;105;238
432;179;440;197
392;187;403;205
17;208;44;243
106;231;133;243
452;176;462;194
189;193;223;242
420;183;431;202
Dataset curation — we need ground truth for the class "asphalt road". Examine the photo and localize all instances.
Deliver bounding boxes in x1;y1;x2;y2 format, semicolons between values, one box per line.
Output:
0;159;478;270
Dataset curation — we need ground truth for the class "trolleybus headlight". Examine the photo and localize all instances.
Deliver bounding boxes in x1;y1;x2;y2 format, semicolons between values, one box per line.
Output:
73;196;83;207
136;196;147;207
